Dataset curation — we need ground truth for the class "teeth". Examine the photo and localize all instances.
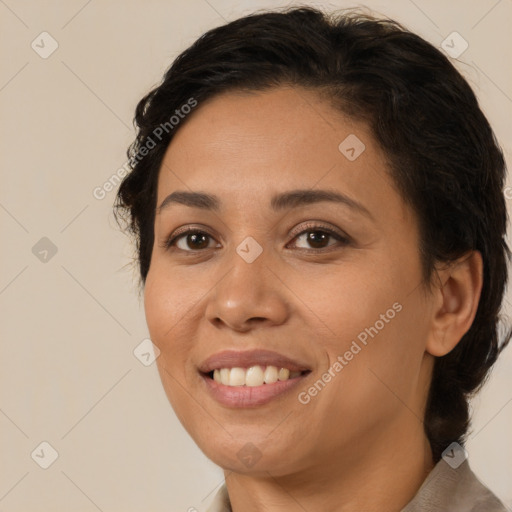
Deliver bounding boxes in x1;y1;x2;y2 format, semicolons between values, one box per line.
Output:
230;367;246;386
278;368;289;381
263;365;278;384
246;365;265;386
211;365;304;386
220;368;230;385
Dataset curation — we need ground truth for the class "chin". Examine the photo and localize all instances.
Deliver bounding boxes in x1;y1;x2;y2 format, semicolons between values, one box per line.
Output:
191;425;301;476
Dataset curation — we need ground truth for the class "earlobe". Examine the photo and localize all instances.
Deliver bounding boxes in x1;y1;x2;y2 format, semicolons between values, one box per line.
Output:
426;251;483;357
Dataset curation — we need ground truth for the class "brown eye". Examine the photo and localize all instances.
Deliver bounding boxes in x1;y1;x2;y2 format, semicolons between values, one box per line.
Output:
180;232;212;250
162;229;218;252
298;231;332;249
289;225;350;251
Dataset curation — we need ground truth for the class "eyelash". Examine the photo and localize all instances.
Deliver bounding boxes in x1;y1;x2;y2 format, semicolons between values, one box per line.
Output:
159;222;351;254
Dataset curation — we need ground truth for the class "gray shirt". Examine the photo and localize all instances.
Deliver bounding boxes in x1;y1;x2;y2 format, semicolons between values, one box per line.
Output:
206;459;507;511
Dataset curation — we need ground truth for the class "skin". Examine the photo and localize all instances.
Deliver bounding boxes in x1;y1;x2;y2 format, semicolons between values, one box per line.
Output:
143;86;483;512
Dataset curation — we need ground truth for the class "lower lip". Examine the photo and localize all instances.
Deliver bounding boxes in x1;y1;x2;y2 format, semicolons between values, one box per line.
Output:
201;373;309;408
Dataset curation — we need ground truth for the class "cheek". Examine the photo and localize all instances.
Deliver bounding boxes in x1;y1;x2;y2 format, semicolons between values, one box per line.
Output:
143;269;193;369
305;265;398;349
308;263;427;399
144;270;200;422
144;260;199;337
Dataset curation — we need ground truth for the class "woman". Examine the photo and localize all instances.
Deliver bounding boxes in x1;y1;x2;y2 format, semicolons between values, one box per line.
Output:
114;6;510;511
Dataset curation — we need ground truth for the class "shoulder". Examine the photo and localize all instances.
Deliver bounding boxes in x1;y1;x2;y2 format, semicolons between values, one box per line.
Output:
401;457;507;512
454;461;508;512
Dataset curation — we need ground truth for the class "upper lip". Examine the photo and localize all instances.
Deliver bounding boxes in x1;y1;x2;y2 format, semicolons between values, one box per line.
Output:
198;349;311;373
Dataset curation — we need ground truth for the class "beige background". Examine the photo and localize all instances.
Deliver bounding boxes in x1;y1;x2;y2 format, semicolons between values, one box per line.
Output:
0;0;511;510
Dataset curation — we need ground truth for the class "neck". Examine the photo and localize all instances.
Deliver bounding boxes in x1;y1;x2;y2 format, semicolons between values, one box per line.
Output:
224;422;434;512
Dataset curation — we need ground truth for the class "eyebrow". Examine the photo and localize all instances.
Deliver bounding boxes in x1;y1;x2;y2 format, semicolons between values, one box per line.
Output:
157;189;374;220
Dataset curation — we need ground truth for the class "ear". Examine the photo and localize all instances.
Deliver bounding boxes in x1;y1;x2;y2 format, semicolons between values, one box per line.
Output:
426;251;483;357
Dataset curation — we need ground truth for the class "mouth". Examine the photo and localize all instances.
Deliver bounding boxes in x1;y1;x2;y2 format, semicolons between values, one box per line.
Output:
204;366;310;386
198;349;312;407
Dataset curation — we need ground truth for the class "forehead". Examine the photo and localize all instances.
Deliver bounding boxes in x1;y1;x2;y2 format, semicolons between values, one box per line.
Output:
156;86;408;223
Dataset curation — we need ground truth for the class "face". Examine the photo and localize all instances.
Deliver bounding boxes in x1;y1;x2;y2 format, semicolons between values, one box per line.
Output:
144;86;436;476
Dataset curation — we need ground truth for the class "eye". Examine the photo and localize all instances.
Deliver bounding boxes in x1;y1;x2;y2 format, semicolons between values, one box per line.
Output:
288;223;350;251
160;228;219;252
161;223;350;253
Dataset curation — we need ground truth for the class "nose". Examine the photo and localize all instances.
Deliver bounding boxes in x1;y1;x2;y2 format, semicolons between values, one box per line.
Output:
204;249;290;333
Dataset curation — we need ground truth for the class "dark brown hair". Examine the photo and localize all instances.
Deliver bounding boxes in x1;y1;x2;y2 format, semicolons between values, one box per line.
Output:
114;6;511;462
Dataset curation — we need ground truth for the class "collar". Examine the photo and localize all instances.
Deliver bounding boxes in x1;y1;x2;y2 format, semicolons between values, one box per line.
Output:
206;458;506;512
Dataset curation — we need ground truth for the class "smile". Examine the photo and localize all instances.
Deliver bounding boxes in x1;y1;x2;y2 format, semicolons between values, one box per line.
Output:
198;349;312;407
210;365;305;387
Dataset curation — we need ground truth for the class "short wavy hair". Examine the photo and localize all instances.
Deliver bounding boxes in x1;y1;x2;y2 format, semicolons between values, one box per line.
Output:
114;6;511;462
